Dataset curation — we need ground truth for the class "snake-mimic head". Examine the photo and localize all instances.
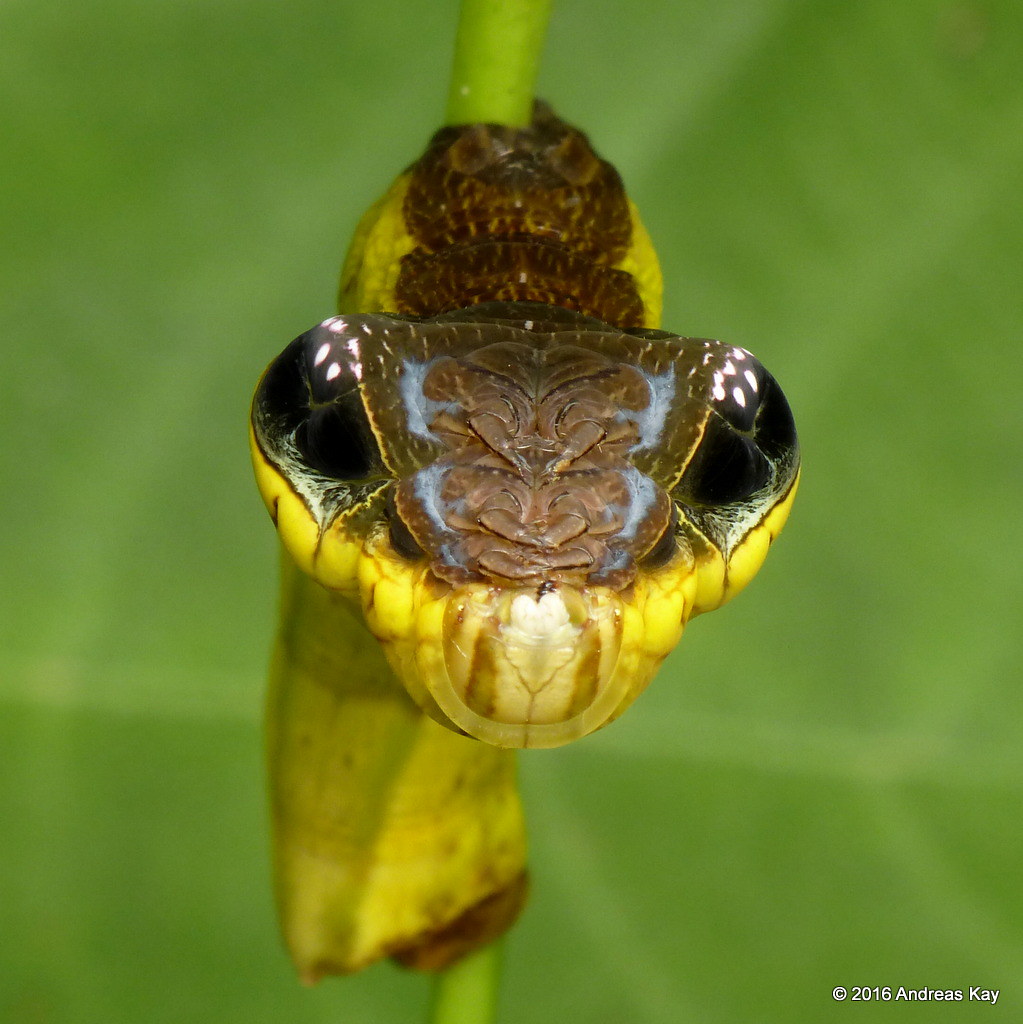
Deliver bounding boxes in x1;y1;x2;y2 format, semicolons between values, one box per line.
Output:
251;302;799;749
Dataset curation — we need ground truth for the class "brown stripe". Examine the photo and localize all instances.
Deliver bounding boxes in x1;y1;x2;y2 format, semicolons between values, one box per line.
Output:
391;870;530;971
395;239;644;326
396;103;642;326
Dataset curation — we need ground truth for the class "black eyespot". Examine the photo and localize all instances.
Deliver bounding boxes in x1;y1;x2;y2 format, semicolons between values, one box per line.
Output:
297;399;376;480
676;353;797;507
254;336;307;435
253;318;382;481
752;373;798;461
682;417;773;505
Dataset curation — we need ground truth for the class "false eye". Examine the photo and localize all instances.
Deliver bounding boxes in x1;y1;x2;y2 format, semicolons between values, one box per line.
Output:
682;418;773;505
678;355;797;507
750;373;797;460
296;401;377;479
253;318;382;481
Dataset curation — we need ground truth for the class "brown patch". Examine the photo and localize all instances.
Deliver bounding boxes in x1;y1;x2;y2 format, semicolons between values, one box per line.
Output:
393;339;672;589
396;104;643;326
396;239;644;326
391;870;530;972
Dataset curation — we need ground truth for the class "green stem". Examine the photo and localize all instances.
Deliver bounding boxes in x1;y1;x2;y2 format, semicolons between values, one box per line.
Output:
428;942;503;1024
445;0;555;126
428;4;554;1020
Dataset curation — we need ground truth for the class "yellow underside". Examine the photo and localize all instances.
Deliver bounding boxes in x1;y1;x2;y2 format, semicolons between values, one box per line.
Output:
356;529;696;749
267;554;526;978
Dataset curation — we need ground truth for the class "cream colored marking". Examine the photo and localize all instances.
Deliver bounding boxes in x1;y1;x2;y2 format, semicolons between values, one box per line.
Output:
345;338;364;380
506;591;575;643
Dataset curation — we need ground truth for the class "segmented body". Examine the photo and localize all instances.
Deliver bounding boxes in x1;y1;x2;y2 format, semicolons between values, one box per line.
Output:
250;105;799;976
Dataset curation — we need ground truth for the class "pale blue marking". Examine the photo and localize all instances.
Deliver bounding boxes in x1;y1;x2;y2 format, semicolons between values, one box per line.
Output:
629;367;676;452
413;463;455;538
616;464;660;541
399;357;459;442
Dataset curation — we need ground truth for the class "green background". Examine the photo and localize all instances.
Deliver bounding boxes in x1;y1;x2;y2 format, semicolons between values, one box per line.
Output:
2;1;1021;1021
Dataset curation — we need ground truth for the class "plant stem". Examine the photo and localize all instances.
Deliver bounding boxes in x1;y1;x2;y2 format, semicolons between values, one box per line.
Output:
428;4;554;1020
445;0;555;126
428;942;503;1024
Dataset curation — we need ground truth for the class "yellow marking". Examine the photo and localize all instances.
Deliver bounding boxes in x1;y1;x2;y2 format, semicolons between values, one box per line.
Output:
641;567;693;655
690;545;728;617
250;427;322;580
338;179;664;329
722;469;801;604
338;175;418;315
371;574;418;641
359;539;697;749
250;425;364;595
618;200;663;328
314;518;365;596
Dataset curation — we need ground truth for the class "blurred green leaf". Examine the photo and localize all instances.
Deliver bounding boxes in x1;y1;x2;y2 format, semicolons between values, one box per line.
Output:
2;1;1021;1022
